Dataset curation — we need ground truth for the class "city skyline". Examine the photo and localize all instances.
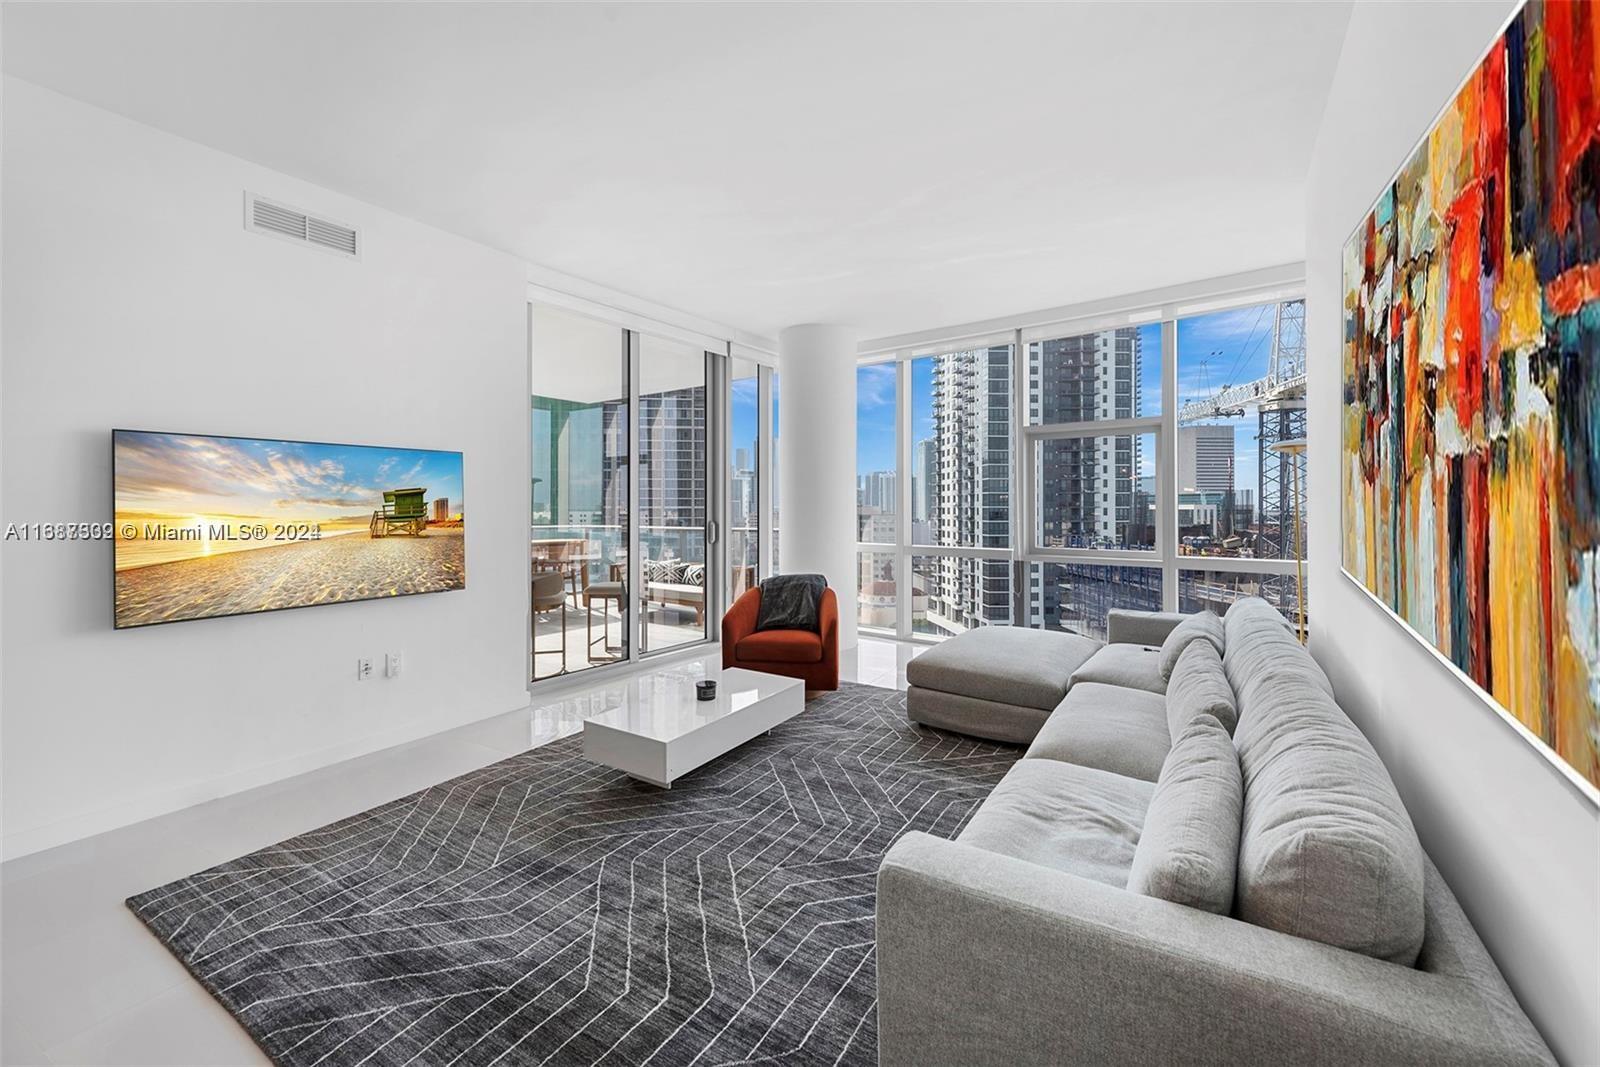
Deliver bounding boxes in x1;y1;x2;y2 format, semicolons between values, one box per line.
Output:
856;309;1283;482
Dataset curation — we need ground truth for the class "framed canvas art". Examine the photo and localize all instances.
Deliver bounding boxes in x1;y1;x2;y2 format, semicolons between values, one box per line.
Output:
1341;0;1600;794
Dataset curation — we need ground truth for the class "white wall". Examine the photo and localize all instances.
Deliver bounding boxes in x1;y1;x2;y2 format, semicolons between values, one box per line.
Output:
1305;6;1599;1063
1;79;532;859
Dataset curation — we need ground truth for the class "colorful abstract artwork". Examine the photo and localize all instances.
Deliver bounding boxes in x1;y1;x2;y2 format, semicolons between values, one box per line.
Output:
1342;0;1600;792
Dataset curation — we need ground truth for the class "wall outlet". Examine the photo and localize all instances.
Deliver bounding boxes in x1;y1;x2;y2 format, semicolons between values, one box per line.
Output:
356;657;373;681
386;652;402;678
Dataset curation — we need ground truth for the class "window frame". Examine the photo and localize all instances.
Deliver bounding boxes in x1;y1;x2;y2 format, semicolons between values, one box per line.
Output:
855;278;1306;641
529;298;780;692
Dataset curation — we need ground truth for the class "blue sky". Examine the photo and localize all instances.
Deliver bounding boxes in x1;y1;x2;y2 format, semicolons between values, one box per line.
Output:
114;431;465;520
731;375;759;466
1175;304;1280;494
855;308;1280;491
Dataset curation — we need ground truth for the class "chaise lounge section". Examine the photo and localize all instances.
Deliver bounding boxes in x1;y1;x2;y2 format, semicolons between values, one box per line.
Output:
904;625;1100;743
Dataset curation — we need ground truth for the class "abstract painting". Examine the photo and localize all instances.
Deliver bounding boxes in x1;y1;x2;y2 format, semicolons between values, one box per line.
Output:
1341;0;1600;792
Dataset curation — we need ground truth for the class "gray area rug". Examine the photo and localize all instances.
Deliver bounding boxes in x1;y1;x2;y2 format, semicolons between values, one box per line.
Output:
127;683;1021;1066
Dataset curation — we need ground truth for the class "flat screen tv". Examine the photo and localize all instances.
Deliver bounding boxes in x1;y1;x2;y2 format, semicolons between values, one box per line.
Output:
113;429;465;629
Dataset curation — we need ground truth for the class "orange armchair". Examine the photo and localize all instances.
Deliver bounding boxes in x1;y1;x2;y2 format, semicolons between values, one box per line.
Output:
721;585;839;691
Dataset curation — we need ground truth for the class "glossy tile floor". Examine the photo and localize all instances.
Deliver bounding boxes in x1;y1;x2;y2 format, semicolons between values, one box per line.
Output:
0;637;923;1066
531;602;710;682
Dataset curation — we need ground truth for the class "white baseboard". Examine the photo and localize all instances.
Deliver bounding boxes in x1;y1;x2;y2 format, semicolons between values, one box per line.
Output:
0;694;534;862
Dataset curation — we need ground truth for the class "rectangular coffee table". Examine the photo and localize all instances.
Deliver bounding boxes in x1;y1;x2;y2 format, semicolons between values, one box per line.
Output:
582;667;804;787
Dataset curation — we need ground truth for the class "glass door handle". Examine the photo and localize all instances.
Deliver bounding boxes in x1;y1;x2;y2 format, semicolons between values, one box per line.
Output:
706;520;719;545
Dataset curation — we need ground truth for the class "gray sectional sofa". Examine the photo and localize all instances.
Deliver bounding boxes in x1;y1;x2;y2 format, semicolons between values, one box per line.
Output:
880;598;1555;1066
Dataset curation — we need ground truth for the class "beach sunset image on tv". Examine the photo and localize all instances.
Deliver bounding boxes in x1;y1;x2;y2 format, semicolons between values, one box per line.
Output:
113;430;465;628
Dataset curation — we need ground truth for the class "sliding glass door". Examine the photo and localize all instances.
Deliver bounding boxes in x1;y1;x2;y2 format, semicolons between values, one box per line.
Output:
530;305;629;680
637;334;711;653
532;304;759;684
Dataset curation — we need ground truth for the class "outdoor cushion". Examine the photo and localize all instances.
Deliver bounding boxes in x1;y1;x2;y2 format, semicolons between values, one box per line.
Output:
737;629;823;664
1165;639;1238;737
1233;638;1425;966
1158;610;1225;679
907;625;1099;711
1127;713;1242;914
1026;682;1171;781
958;759;1154;887
1069;643;1166;695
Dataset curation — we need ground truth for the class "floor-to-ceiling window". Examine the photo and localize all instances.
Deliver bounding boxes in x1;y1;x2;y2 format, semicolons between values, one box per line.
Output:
730;357;760;602
854;287;1308;642
856;361;899;630
909;342;1014;637
1174;299;1306;625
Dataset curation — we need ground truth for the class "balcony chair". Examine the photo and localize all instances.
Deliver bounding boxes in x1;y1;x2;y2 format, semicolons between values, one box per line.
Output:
721;585;839;691
531;571;567;678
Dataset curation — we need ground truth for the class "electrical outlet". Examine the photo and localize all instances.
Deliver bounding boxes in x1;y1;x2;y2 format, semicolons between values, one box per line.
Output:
356;657;373;681
386;652;403;678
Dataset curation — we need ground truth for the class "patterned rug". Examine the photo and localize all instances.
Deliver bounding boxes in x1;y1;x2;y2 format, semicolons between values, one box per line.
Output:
127;683;1021;1066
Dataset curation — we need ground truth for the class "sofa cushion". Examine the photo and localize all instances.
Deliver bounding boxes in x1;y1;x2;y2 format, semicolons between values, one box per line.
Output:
1026;682;1170;781
1069;643;1166;695
1158;610;1225;680
906;626;1099;711
1126;714;1242;914
1233;641;1426;965
1223;597;1334;722
1165;639;1238;738
958;759;1154;887
736;629;823;664
906;686;1052;745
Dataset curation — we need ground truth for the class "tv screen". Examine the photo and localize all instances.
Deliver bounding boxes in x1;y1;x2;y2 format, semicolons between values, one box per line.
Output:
113;430;465;628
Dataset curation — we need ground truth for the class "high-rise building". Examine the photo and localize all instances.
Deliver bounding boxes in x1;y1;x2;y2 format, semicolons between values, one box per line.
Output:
913;330;1149;637
922;347;1013;635
594;384;706;562
1178;424;1235;494
1030;329;1144;550
1025;328;1147;631
432;497;449;522
857;470;896;511
911;436;935;523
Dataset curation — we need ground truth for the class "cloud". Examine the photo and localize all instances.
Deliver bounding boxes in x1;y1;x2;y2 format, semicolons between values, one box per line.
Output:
115;433;400;513
856;364;896;410
277;496;374;508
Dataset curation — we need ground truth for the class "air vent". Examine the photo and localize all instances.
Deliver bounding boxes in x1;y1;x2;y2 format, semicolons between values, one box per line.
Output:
244;192;359;259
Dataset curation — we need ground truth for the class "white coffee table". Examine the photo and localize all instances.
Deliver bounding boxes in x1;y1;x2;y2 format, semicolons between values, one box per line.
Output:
582;667;805;787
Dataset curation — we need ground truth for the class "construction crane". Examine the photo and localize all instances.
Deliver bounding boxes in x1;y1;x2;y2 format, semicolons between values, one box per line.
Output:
1176;299;1307;562
1175;300;1306;422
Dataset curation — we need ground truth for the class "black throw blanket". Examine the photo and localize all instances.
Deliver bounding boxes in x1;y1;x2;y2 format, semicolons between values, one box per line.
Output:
756;572;828;632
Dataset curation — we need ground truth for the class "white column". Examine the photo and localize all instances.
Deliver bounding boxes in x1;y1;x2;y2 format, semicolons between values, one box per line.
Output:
778;323;860;650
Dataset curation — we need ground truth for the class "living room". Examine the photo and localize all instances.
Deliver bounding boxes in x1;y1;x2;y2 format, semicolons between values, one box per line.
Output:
1;2;1596;1065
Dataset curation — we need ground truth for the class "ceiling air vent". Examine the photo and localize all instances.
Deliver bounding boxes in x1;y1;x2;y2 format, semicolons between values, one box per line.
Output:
244;192;360;259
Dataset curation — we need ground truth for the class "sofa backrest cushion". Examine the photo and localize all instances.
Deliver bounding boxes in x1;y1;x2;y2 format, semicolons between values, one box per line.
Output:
1158;610;1225;680
1222;597;1334;715
1165;639;1238;738
1127;714;1241;914
1226;599;1426;965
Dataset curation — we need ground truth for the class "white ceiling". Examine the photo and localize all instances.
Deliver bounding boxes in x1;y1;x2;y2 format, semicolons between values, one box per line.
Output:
2;1;1352;342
